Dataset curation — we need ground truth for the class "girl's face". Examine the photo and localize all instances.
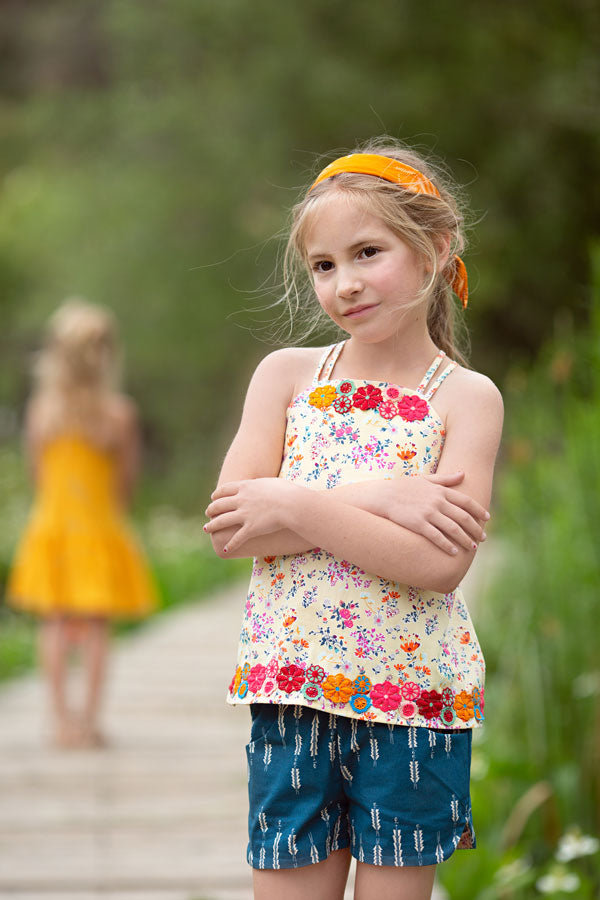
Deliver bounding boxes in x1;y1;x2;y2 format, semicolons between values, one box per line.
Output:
304;191;427;342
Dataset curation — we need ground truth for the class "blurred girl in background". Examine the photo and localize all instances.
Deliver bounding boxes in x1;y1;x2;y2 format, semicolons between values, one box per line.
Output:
7;300;156;748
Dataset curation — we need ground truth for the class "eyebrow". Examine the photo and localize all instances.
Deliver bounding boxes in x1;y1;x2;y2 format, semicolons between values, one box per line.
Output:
306;235;385;262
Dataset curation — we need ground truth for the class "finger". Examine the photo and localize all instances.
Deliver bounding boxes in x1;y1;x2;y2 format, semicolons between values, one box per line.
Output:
210;482;241;501
444;488;490;523
431;511;478;552
427;470;464;486
205;496;238;518
421;522;459;555
223;526;249;555
441;501;487;542
203;511;243;534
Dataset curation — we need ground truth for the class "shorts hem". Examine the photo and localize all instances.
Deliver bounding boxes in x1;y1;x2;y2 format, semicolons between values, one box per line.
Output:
248;841;351;870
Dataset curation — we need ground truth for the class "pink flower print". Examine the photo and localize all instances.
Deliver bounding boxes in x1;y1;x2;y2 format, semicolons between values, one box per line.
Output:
352;384;383;410
340;609;354;628
263;679;276;695
333;395;353;414
378;400;399;419
400;701;417;720
397;394;429;421
401;681;421;701
247;664;267;693
371;680;402;712
338;380;355;395
385;386;400;400
265;659;279;678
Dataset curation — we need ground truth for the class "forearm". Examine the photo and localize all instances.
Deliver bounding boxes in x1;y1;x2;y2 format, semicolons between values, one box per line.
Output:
210;481;382;559
284;487;474;593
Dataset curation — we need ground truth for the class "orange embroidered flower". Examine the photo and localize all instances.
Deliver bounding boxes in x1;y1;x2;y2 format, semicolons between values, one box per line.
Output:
397;444;417;460
230;666;242;695
454;690;474;722
322;673;354;704
309;385;337;409
263;556;276;563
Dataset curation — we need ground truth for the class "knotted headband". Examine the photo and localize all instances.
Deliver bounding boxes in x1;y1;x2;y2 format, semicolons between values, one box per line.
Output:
310;153;469;309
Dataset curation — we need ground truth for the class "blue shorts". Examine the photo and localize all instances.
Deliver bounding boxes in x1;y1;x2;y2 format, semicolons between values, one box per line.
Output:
246;704;475;869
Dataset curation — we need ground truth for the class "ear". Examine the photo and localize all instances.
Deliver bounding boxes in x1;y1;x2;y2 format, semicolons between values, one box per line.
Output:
436;233;452;270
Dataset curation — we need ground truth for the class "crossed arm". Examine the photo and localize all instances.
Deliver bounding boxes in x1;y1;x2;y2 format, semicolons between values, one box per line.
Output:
204;351;503;594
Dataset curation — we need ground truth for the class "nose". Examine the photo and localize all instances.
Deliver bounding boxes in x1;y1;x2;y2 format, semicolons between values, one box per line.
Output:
336;265;363;300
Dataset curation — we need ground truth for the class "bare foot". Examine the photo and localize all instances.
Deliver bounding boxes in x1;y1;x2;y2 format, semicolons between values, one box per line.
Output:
52;719;82;750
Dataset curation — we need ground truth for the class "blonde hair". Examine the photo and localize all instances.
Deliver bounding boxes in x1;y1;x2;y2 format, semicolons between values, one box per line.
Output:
282;138;471;364
31;299;123;445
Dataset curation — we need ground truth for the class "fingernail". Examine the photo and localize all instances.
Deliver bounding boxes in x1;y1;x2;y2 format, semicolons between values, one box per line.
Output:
223;547;228;554
472;542;477;550
203;524;208;532
451;547;458;555
484;512;490;520
482;532;487;540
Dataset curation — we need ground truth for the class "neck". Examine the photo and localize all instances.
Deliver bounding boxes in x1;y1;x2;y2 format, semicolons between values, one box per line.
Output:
339;317;439;384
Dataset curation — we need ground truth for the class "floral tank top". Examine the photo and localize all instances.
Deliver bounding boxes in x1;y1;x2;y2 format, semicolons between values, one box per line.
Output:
227;341;485;730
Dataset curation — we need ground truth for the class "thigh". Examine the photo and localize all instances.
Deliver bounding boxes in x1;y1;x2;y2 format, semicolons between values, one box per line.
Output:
354;859;436;900
253;847;351;900
341;721;475;867
247;705;350;870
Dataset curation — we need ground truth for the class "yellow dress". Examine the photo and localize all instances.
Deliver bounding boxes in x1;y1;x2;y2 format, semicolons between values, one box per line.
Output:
7;434;157;619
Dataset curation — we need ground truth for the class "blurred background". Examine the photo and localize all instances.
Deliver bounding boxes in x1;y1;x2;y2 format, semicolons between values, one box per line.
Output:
0;1;598;897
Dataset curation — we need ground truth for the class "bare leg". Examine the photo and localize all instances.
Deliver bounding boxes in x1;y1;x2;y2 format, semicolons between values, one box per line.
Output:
354;861;436;900
78;616;110;746
253;847;351;900
38;616;76;746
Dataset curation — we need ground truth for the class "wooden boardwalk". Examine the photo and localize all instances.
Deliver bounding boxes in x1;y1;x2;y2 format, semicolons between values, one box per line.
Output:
0;551;494;899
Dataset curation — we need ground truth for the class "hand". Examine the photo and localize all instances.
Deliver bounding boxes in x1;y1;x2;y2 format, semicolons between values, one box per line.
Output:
363;471;489;555
204;478;299;554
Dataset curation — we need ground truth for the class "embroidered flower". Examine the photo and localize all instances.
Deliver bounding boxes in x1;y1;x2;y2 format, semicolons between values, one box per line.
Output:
417;689;444;720
277;664;306;693
229;666;242;696
352;385;383;411
440;705;456;726
241;662;251;678
400;701;417;720
302;683;323;702
474;705;484;723
350;694;372;713
401;681;421;701
237;681;249;699
379;400;399;419
265;659;279;678
472;687;483;707
441;687;455;707
333;395;353;414
352;675;372;695
385;386;400;400
322;673;354;704
308;385;337;409
263;679;276;695
306;664;326;684
371;680;401;712
247;664;267;692
338;380;355;395
453;690;474;722
398;394;429;421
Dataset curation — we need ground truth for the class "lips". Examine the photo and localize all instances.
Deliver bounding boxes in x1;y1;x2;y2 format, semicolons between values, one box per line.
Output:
343;304;377;318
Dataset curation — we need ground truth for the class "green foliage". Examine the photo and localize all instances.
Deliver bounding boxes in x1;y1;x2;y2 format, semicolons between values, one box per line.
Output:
439;247;600;897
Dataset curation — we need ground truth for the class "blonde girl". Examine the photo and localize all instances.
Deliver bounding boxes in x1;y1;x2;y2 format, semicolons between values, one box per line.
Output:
205;140;503;900
7;300;156;748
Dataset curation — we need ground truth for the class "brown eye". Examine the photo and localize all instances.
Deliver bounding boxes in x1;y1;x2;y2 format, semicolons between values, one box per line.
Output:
362;246;379;258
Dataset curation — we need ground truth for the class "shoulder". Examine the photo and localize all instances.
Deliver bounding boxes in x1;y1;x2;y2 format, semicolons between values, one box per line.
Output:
441;366;504;433
248;345;331;402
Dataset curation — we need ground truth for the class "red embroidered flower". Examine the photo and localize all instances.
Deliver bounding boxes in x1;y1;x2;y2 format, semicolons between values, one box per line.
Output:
379;400;399;419
397;394;429;421
400;701;417;719
265;659;279;678
302;683;323;702
306;664;326;684
441;687;454;707
385;386;401;400
277;664;306;693
440;706;456;726
247;664;267;693
352;385;383;410
371;680;402;712
338;380;355;395
417;689;444;720
333;395;353;414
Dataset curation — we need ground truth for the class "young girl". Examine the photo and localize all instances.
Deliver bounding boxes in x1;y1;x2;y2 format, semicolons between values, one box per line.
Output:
205;140;503;900
7;300;157;748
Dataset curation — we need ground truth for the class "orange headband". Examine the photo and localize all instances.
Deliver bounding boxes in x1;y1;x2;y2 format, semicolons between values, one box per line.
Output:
310;153;469;308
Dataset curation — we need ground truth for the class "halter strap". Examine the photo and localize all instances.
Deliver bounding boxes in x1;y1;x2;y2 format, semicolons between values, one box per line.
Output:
312;341;345;385
416;351;446;394
424;361;458;400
